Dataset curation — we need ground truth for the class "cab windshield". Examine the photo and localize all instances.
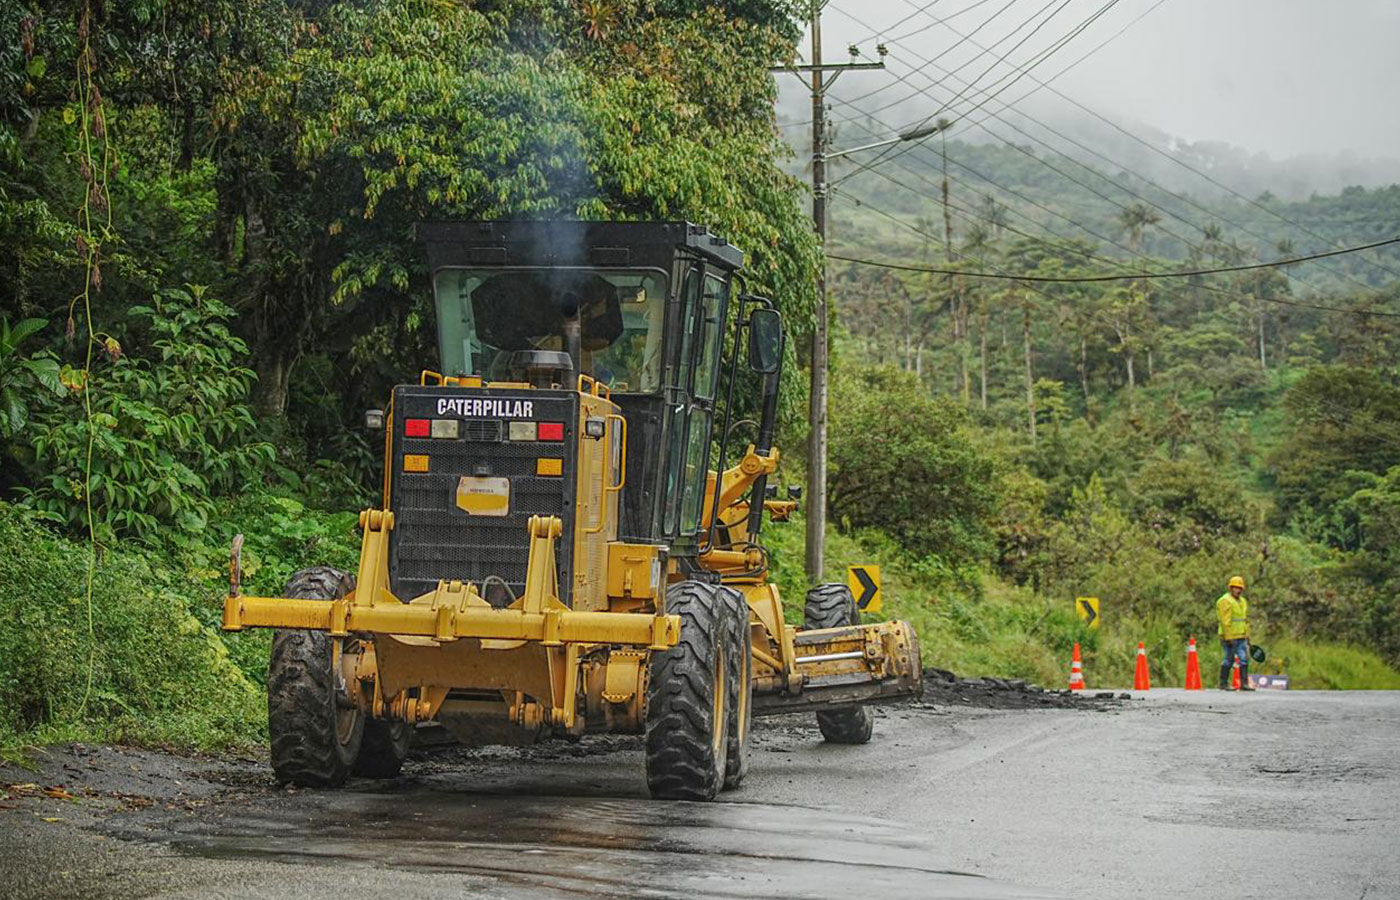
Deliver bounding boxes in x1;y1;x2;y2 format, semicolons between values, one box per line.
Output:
433;268;667;392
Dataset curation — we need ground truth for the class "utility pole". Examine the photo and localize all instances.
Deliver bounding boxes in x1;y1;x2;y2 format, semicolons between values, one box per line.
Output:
776;4;884;585
806;3;828;586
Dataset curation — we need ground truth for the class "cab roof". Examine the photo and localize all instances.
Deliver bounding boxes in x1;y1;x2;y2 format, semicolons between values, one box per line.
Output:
415;220;745;273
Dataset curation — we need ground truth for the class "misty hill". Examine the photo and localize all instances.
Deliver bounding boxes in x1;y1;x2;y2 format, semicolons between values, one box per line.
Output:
810;124;1400;295
1002;108;1400;201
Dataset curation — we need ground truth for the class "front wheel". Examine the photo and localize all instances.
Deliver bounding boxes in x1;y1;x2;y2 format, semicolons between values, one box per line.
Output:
268;567;365;786
645;581;731;800
804;583;874;745
721;586;753;791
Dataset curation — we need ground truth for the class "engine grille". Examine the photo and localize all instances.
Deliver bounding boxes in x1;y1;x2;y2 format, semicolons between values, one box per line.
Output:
388;387;577;606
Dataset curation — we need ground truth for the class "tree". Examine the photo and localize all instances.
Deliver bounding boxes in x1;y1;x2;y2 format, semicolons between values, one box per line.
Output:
827;365;997;565
1271;366;1400;528
198;0;819;416
1117;203;1160;255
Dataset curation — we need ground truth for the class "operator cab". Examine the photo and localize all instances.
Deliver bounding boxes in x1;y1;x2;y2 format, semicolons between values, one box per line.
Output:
433;268;665;391
413;221;762;597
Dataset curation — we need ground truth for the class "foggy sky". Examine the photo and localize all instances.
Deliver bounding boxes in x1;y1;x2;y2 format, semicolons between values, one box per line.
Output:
779;0;1400;161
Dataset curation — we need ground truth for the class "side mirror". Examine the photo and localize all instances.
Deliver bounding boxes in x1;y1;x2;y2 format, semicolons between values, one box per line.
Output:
364;409;385;431
747;307;782;375
787;485;802;500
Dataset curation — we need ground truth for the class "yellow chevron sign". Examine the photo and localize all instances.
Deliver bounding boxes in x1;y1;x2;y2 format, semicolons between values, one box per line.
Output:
848;565;881;613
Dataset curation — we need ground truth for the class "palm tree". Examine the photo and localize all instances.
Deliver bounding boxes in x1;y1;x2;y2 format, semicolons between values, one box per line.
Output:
1118;203;1160;254
962;223;993;409
1114;204;1160;399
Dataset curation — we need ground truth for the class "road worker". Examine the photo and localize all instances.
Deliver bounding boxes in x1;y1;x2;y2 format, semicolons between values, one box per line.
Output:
1217;576;1254;691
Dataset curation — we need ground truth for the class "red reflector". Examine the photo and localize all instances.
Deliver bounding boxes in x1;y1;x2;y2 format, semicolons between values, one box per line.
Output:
538;422;564;441
404;418;430;437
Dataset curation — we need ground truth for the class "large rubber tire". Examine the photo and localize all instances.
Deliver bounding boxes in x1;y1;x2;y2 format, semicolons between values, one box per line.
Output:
645;581;731;801
721;586;753;791
804;583;875;745
268;567;364;786
354;717;411;779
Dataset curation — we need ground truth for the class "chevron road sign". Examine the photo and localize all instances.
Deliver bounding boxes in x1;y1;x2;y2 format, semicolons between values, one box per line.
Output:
848;565;881;613
1076;596;1100;629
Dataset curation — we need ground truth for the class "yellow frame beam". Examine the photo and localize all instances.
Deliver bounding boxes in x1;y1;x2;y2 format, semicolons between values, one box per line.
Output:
222;511;680;653
224;595;678;648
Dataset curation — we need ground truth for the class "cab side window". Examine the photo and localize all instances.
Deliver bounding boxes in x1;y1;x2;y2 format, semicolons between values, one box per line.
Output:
662;269;703;536
694;274;727;401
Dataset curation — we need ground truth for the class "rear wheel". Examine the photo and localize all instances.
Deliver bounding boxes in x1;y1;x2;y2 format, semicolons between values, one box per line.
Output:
645;581;731;800
721;586;753;791
268;567;364;786
804;583;874;745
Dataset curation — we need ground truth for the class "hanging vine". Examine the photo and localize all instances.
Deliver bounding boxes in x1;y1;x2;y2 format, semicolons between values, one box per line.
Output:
64;0;117;718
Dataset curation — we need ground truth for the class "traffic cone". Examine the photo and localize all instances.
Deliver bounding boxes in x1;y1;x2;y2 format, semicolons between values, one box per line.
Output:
1068;642;1086;691
1134;641;1151;691
1184;637;1203;691
1231;660;1241;690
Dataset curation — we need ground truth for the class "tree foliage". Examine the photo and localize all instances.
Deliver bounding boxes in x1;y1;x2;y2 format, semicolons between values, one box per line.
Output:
827;365;997;569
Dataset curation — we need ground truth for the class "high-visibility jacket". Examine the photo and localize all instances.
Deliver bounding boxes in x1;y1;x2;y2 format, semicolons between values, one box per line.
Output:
1216;592;1249;640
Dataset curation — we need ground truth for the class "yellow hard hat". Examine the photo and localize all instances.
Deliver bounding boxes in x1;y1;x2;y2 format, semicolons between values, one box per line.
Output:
1228;576;1246;589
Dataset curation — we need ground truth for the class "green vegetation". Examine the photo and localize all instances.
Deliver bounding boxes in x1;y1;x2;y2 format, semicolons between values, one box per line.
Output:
807;130;1400;688
0;0;816;752
2;0;1398;755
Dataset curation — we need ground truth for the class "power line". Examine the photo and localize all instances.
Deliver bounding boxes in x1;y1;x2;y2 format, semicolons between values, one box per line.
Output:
827;0;1048;124
806;6;1392;314
828;235;1400;285
854;0;1124;175
836;159;1339;317
874;0;1400;284
817;65;1369;317
822;7;1387;297
786;0;1161;132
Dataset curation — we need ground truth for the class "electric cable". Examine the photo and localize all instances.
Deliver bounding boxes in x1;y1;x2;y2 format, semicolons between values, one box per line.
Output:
826;0;1048;123
845;0;1400;285
856;0;1123;176
827;235;1400;283
838;41;1397;296
821;9;1382;298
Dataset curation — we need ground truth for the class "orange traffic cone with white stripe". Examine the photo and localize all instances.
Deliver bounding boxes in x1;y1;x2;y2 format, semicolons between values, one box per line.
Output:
1231;660;1241;690
1133;641;1151;691
1184;637;1203;690
1068;642;1085;691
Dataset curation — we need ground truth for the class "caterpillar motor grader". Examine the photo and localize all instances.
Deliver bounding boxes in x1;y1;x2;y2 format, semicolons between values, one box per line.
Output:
222;220;922;800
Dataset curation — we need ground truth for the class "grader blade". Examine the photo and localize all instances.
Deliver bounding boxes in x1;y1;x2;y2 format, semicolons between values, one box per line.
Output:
753;619;923;715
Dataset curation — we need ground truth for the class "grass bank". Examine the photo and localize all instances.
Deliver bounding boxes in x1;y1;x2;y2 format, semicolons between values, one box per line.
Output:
765;512;1400;691
0;495;359;758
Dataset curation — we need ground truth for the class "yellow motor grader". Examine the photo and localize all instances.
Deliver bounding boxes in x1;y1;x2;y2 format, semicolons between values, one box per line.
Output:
223;221;922;800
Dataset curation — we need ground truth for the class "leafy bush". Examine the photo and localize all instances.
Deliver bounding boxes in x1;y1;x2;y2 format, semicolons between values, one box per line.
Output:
184;492;362;686
827;365;998;569
22;286;272;542
1271;366;1400;527
0;316;63;438
0;503;263;750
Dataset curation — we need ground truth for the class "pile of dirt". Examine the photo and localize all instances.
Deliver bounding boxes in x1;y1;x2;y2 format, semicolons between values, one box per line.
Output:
921;667;1129;710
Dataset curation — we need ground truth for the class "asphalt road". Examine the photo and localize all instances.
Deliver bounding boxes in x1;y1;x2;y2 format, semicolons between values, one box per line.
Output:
2;689;1397;900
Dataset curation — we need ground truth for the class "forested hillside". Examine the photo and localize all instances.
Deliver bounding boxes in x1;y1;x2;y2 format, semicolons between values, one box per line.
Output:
0;0;818;748
802;125;1400;687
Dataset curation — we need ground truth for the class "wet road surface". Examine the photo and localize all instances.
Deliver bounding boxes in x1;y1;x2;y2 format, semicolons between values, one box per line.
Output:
101;792;1055;899
3;690;1398;899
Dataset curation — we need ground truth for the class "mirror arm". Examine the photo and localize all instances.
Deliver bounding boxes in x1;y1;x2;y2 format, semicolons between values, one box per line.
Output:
746;330;783;540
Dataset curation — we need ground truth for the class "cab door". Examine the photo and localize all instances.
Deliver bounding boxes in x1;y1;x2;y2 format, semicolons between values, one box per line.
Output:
659;265;730;549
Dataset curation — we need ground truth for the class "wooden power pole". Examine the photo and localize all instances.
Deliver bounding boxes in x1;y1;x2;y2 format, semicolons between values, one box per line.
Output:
781;2;883;584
